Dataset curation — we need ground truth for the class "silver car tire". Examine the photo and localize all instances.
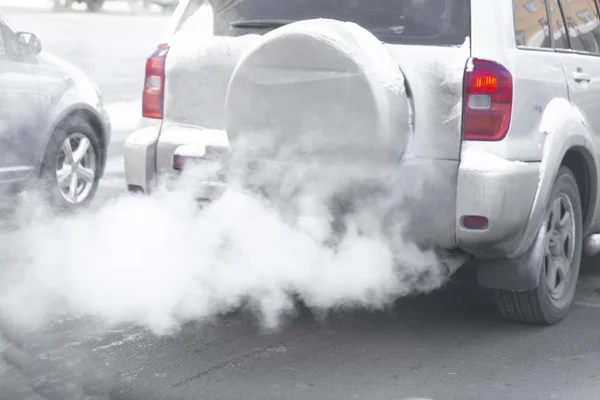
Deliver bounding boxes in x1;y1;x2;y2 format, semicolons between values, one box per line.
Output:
495;166;583;325
39;116;102;212
85;0;104;12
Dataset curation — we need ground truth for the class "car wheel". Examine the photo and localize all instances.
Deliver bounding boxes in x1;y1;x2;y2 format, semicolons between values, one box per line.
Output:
53;0;71;10
495;166;583;325
162;4;177;14
39;116;102;211
85;0;104;12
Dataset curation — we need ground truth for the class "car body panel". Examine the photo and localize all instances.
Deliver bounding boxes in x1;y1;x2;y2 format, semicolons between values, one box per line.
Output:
558;51;600;229
152;14;470;248
0;58;40;184
32;51;111;174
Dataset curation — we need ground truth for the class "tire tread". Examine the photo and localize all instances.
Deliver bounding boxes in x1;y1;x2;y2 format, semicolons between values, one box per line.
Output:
496;290;545;325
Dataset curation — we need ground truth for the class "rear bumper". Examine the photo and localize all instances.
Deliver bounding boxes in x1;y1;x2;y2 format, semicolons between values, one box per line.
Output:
124;122;229;194
125;124;543;260
124;126;160;193
124;123;460;249
155;123;229;177
456;152;540;259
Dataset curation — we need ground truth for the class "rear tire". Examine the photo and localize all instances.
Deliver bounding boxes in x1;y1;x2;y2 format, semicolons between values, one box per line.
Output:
39;116;102;212
495;166;583;325
53;0;72;10
85;0;104;12
162;4;176;14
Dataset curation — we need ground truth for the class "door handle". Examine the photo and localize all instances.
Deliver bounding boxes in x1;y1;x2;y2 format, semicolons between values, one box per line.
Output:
573;70;592;83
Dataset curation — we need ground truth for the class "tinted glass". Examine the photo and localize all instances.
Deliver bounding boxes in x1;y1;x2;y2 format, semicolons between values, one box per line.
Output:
0;29;5;59
0;16;9;59
558;0;600;53
206;0;470;46
513;0;552;48
547;0;569;49
0;14;19;59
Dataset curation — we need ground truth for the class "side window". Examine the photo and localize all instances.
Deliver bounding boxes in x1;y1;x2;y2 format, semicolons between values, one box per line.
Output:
547;0;569;49
0;18;18;60
513;0;552;49
557;0;600;53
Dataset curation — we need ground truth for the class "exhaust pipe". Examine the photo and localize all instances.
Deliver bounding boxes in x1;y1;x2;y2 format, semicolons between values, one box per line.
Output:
439;249;471;277
584;233;600;257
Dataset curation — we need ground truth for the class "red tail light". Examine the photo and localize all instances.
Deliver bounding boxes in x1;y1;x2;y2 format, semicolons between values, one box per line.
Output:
463;58;513;141
142;43;169;119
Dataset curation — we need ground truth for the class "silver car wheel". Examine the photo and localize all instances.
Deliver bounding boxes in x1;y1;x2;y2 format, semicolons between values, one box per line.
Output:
544;193;576;301
56;132;97;205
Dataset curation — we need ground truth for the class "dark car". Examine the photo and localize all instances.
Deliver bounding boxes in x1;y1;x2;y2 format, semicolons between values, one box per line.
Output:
53;0;105;12
0;13;111;210
53;0;179;13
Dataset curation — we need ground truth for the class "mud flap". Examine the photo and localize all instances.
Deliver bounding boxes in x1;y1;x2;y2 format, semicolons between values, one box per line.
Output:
476;220;546;291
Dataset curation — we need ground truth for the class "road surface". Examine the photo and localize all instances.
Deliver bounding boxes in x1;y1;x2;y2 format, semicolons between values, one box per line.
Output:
1;5;600;400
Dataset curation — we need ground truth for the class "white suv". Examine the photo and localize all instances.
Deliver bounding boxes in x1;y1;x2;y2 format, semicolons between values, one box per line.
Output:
125;0;600;325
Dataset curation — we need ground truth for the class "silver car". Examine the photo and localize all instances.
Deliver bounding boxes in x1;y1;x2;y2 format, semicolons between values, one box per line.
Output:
0;13;111;210
125;0;600;325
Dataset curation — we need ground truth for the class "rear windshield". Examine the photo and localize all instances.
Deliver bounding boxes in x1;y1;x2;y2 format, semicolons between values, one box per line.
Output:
179;0;470;46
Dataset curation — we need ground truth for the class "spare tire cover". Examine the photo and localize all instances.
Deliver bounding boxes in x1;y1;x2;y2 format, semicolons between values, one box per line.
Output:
224;19;411;163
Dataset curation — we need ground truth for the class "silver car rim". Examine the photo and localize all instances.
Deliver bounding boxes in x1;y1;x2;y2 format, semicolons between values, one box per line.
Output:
56;133;96;204
544;193;576;301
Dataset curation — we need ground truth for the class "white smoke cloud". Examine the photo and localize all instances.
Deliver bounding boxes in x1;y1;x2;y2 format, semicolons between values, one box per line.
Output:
0;148;447;335
0;9;462;338
0;119;453;336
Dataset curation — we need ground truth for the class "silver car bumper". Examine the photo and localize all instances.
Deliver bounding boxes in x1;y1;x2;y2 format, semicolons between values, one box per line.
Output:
124;122;229;194
124;125;160;193
125;123;542;260
456;155;540;259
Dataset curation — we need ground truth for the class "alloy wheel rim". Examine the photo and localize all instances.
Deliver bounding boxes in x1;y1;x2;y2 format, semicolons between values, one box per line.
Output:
544;193;576;301
56;133;96;204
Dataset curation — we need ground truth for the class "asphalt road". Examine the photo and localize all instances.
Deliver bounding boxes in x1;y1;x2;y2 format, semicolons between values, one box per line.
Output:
2;5;600;400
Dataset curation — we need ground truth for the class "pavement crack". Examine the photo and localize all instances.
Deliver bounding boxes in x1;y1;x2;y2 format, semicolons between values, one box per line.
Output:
172;344;287;387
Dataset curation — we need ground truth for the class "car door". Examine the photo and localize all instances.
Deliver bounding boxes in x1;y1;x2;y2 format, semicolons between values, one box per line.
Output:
0;16;41;185
554;0;600;153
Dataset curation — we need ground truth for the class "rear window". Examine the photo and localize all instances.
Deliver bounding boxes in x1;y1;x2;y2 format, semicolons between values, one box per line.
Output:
178;0;470;46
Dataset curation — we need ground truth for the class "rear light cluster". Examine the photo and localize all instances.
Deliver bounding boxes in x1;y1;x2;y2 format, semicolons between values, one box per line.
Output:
142;43;169;119
462;215;489;230
173;154;201;171
463;58;513;141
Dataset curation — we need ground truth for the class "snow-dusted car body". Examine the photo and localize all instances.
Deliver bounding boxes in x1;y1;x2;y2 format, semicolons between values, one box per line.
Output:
125;0;600;325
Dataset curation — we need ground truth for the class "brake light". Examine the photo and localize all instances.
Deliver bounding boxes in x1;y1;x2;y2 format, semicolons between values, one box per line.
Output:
142;43;169;119
463;58;513;141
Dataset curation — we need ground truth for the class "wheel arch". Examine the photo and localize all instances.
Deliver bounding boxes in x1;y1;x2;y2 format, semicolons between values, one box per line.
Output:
41;105;109;177
477;137;594;292
561;146;597;232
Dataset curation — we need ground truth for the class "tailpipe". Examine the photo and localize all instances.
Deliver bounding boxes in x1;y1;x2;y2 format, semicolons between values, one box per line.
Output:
584;233;600;257
438;249;472;277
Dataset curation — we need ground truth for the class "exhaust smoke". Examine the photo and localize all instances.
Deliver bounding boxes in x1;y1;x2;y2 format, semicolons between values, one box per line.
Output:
0;7;471;398
0;143;449;335
0;7;461;339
